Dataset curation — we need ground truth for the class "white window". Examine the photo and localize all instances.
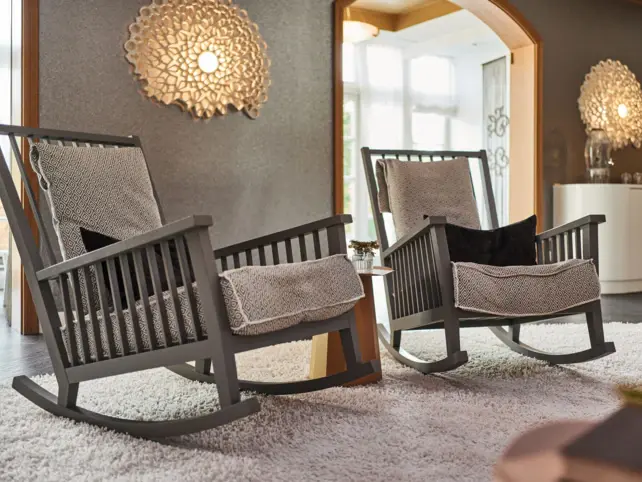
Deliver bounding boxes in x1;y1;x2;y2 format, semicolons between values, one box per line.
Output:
409;55;455;151
367;46;404;90
412;112;448;151
342;43;357;84
410;55;455;99
343;95;358;242
342;46;456;245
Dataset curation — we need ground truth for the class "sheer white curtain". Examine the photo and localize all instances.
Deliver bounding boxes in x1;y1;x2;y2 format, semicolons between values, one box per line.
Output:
356;44;405;150
347;43;406;243
346;43;474;245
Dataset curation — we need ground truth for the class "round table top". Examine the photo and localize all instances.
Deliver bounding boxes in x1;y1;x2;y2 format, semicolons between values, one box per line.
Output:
356;267;393;277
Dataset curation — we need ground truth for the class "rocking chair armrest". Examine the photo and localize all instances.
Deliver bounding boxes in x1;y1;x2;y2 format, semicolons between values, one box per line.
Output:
214;214;353;260
536;215;606;241
382;216;447;259
36;215;213;281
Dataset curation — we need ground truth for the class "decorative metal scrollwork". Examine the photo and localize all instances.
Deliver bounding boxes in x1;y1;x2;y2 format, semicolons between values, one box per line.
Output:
487;106;510;177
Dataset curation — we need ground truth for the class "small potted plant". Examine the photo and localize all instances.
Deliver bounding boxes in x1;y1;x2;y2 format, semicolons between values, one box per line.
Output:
349;240;379;271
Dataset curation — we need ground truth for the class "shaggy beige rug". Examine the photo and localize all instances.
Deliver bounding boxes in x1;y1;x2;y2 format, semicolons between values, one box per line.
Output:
0;323;640;481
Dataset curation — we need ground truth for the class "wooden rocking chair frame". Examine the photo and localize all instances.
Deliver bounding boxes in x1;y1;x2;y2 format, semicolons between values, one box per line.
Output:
0;124;375;438
362;147;615;374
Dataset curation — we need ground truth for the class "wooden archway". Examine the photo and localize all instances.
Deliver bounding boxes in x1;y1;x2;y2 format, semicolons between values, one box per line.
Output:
332;0;543;229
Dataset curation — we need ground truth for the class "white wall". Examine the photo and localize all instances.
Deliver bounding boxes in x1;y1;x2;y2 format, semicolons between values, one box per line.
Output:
451;45;510;151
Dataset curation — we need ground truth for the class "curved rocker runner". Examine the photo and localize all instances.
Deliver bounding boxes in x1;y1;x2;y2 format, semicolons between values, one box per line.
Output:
377;325;468;374
168;359;378;396
13;376;260;438
361;147;616;375
489;323;616;365
0;125;373;437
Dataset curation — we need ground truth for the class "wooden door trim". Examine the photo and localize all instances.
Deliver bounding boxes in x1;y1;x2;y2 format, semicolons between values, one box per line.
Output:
333;0;354;216
21;0;39;334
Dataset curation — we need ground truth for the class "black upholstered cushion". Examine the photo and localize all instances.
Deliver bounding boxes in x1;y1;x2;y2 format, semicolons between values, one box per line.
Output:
437;215;538;266
80;228;193;308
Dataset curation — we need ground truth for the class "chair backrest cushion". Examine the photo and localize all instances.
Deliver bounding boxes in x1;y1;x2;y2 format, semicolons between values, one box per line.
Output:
376;157;480;238
30;143;162;262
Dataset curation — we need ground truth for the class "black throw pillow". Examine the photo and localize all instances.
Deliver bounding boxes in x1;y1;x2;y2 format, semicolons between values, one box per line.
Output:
428;215;537;266
79;227;194;309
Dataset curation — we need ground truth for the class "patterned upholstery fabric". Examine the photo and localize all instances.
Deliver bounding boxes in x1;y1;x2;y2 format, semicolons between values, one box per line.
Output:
30;144;162;261
30;143;163;314
220;255;365;336
61;282;207;363
375;158;480;238
452;260;601;317
62;252;366;362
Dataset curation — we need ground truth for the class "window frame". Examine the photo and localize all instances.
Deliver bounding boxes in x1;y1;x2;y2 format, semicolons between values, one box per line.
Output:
342;46;456;245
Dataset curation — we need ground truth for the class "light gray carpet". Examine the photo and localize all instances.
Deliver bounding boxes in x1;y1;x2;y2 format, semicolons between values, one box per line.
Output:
1;323;640;482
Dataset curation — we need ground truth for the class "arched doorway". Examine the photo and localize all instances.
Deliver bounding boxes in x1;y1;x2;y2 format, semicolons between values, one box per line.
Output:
332;0;542;229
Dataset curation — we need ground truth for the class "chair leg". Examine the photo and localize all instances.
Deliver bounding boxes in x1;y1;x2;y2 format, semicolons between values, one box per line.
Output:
339;316;362;370
444;308;462;356
57;381;79;408
210;343;241;408
391;329;402;350
378;315;468;376
586;303;606;347
195;359;211;375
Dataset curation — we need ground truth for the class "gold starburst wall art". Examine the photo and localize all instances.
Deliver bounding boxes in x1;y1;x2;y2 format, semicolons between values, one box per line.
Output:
124;0;271;120
578;60;642;149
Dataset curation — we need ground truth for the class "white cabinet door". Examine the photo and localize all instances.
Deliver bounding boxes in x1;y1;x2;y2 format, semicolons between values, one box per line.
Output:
554;184;642;294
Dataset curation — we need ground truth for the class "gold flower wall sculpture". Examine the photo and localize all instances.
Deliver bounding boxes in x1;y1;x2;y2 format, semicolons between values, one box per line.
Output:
125;0;271;120
578;60;642;149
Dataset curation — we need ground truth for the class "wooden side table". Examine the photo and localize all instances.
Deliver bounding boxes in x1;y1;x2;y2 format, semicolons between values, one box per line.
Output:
309;267;392;386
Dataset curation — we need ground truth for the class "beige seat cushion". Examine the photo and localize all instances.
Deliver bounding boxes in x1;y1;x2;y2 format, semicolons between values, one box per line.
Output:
219;254;365;336
453;260;601;317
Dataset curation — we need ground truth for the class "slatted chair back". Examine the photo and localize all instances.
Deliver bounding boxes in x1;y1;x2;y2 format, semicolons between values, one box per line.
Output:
361;148;499;253
0;125;182;379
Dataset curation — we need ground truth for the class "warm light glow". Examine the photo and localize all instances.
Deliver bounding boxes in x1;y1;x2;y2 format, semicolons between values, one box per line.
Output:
579;59;642;149
198;51;219;73
618;103;629;119
125;0;271;119
343;20;379;44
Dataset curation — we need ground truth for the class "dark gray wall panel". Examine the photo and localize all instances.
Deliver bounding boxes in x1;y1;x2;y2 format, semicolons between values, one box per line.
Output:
40;0;334;247
508;0;642;226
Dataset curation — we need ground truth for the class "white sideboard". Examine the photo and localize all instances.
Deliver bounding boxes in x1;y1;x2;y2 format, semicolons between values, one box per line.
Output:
553;184;642;294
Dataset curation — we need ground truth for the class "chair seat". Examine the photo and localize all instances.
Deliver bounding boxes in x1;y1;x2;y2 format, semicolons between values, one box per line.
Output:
61;254;365;363
452;260;601;317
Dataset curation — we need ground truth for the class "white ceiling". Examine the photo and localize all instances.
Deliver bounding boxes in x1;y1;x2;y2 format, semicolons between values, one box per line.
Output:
369;10;508;58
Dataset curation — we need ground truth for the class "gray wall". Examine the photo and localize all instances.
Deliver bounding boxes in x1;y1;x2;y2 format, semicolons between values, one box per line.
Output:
509;0;642;226
40;0;334;247
41;0;642;234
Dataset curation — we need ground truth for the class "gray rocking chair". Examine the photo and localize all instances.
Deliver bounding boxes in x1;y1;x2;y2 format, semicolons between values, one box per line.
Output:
0;125;375;438
362;148;615;374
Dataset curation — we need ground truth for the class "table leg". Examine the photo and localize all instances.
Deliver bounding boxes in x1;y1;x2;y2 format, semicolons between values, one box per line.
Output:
309;275;382;386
